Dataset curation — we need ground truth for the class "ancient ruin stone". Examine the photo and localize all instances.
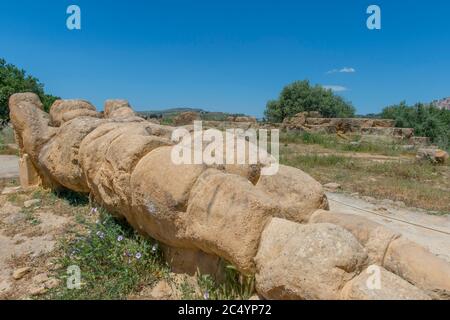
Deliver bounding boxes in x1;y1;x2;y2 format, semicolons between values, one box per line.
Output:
130;146;205;248
227;116;257;123
310;210;400;265
9;93;56;162
255;219;368;300
61;109;101;123
416;148;449;164
49;99;96;127
340;266;431;300
384;237;450;299
186;169;276;274
39;117;107;192
94;134;172;225
256;165;329;223
173;112;201;126
8;92;450;301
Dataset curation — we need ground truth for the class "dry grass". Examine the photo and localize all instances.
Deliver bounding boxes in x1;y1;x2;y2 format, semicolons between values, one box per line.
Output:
0;126;18;155
281;146;450;214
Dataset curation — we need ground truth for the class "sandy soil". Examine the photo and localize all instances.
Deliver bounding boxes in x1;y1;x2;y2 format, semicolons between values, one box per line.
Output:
0;192;72;299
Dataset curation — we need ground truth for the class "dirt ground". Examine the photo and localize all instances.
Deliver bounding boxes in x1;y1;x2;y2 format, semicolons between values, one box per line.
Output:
0;175;77;299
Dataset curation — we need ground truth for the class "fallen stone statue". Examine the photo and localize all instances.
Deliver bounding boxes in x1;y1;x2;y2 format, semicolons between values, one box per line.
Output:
8;93;450;300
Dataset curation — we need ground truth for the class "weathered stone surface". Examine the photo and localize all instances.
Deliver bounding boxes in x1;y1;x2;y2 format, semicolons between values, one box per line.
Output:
186;169;276;274
12;267;31;280
416;148;449;164
104;99;136;119
79;122;165;193
173;112;201;126
1;186;21;195
49;99;96;127
19;153;41;188
10;93;450;301
8;93;57;164
39;117;106;192
24;199;41;208
173;130;270;184
130;146;204;247
61;109;101;123
228;116;257;124
384;237;450;299
310;210;400;265
323;182;341;191
93;134;171;226
255;219;367;300
282;112;307;130
148;280;180;300
340;266;431;300
256;165;329;223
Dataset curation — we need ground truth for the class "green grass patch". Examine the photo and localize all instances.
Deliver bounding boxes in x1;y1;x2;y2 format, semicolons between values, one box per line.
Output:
280;131;407;156
44;210;170;300
281;153;352;169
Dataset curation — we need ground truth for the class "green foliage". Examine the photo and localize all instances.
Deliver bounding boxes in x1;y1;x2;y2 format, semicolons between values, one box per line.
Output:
46;211;169;300
181;265;255;300
0;58;58;121
381;101;450;149
264;80;355;122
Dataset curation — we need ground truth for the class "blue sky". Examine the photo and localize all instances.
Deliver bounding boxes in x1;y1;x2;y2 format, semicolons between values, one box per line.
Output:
1;0;449;117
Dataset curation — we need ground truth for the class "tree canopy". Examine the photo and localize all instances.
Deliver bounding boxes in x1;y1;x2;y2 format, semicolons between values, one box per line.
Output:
264;80;355;122
381;101;450;149
0;58;58;122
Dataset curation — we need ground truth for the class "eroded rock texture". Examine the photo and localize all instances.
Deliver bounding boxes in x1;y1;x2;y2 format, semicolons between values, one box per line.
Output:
8;93;450;300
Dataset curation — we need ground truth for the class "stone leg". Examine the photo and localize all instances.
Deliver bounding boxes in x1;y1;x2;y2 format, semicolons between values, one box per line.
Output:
19;153;41;188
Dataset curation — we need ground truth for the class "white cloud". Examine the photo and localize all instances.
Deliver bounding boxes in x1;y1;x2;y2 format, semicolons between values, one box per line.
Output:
322;85;348;92
326;67;356;74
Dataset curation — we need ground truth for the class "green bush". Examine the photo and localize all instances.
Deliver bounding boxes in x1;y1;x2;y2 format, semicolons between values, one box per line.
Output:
264;80;355;122
0;58;58;122
381;102;450;149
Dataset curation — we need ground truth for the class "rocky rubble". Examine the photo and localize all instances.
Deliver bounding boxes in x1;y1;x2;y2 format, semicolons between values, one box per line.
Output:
281;112;419;141
7;93;450;300
416;148;449;164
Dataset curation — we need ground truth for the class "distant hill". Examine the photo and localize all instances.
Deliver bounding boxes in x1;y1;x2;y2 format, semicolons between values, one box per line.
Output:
137;107;247;121
432;97;450;111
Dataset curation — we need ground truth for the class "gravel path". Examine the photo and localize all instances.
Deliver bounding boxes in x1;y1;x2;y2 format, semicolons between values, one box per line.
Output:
0;156;19;179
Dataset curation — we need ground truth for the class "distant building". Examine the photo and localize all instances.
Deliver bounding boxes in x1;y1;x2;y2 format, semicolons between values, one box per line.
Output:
433;97;450;110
